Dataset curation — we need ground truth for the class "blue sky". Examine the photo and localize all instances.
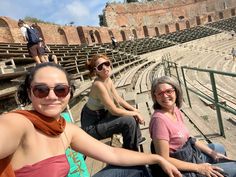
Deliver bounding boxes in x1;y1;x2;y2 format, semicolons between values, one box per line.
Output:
0;0;123;26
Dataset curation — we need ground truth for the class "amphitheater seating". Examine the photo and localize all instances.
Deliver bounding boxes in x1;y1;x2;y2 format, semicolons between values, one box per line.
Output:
206;16;236;32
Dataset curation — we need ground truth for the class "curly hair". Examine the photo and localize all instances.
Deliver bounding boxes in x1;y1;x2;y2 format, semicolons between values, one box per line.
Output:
17;62;75;106
85;54;111;76
151;76;183;110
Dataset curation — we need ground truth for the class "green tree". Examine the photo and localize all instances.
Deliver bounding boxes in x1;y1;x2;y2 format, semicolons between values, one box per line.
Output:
23;16;56;25
99;13;107;26
126;0;138;3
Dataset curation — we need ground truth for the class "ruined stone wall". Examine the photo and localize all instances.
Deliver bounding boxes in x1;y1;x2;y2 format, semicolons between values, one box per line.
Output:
104;0;236;28
0;0;236;45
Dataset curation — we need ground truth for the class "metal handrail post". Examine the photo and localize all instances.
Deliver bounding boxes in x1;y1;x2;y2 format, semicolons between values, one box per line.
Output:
209;72;225;137
181;67;192;108
174;63;181;88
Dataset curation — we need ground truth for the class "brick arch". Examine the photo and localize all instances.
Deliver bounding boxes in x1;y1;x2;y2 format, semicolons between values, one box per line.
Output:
108;30;114;37
165;24;170;34
120;30;126;41
155;27;159;37
58;28;68;44
175;23;180;31
196;16;201;25
132;29;137;38
186;20;190;29
89;30;96;42
208;15;212;22
231;8;235;16
143;26;149;37
77;26;87;45
219;12;224;19
95;30;102;43
0;18;14;42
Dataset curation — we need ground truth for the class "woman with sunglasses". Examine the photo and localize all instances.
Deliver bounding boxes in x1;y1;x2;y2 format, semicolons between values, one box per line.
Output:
149;76;236;177
0;62;182;177
81;54;146;151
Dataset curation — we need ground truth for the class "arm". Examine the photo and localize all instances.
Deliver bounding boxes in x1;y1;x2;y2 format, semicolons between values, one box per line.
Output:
195;140;229;161
110;81;138;112
93;81;139;118
153;139;224;177
67;124;181;177
0;113;28;159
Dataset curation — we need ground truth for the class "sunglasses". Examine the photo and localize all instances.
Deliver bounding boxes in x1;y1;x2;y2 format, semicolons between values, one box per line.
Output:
31;84;70;98
156;88;175;97
95;61;111;72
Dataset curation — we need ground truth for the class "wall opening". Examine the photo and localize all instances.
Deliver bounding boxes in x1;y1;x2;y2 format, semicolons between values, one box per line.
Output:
58;28;68;44
219;12;224;19
89;30;96;42
143;26;149;37
231;8;235;16
95;30;102;43
165;24;170;34
186;21;190;29
120;30;126;41
175;23;180;31
196;16;201;25
108;30;114;37
0;18;14;43
208;15;212;22
77;27;87;45
155;27;159;37
132;29;137;39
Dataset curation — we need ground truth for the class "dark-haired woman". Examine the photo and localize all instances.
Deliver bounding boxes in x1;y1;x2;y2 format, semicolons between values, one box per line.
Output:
81;54;146;151
149;76;236;177
0;62;181;177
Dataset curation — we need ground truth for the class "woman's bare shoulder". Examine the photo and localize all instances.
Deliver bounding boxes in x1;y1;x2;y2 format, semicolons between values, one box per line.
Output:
0;112;33;129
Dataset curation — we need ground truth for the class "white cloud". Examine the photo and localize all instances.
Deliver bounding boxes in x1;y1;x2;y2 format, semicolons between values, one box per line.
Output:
0;0;119;26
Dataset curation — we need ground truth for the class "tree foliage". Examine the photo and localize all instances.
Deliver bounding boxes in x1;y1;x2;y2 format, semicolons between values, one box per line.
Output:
23;16;56;25
126;0;138;3
99;13;107;26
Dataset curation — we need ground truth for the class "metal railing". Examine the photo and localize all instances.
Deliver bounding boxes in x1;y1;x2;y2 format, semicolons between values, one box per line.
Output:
163;59;236;138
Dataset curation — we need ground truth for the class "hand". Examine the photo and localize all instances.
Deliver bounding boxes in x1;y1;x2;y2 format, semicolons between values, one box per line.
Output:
133;113;145;125
159;158;182;177
133;108;139;113
211;151;230;162
197;163;224;177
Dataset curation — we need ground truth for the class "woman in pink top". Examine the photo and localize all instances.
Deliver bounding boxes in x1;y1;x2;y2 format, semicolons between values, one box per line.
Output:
0;63;182;177
149;76;236;177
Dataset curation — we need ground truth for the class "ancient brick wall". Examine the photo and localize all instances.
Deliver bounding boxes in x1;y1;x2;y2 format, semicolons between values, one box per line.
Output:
0;0;236;45
104;0;236;28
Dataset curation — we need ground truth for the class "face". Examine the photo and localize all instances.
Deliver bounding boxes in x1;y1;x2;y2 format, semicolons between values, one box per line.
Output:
154;83;176;110
95;57;111;78
29;66;70;118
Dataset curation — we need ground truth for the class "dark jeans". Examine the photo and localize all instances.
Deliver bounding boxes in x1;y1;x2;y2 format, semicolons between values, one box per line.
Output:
92;165;152;177
81;104;142;151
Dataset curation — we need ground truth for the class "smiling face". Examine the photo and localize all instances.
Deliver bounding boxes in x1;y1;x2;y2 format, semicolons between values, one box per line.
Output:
29;66;70;118
154;83;176;110
95;57;111;79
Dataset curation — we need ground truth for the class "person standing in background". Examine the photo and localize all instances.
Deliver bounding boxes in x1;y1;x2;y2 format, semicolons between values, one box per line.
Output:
18;19;46;64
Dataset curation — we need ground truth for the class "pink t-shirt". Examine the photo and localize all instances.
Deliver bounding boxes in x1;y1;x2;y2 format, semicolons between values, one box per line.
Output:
15;154;69;177
149;107;190;152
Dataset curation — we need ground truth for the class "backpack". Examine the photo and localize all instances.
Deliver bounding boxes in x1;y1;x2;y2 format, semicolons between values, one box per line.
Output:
26;27;40;44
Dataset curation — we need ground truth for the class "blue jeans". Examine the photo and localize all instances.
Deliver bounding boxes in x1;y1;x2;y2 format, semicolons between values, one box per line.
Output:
202;143;236;177
92;165;152;177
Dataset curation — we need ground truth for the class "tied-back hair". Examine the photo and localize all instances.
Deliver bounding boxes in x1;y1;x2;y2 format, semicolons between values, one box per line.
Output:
151;76;183;110
17;62;75;106
18;19;25;27
85;54;110;76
